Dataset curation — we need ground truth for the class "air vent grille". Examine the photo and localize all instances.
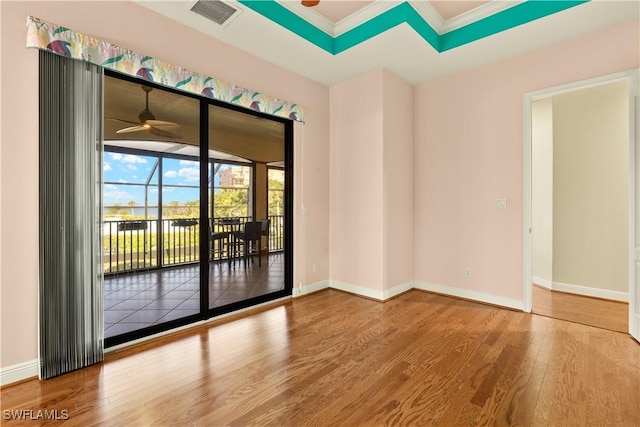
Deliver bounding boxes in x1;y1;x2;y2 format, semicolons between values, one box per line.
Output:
191;0;238;26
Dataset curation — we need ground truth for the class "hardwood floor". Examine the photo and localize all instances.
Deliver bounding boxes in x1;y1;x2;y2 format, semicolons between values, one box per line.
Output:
2;289;639;426
532;284;628;333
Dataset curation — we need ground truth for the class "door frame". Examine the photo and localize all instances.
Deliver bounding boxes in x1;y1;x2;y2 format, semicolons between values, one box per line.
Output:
522;69;639;341
102;70;294;348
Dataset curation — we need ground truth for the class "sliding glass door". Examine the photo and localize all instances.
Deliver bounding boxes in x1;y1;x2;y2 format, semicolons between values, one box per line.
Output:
103;71;293;346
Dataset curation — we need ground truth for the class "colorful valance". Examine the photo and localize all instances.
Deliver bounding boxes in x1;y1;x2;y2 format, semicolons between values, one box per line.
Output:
26;15;305;123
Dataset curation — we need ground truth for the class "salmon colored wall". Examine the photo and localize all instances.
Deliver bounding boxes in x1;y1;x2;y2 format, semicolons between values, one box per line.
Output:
414;20;639;303
0;1;330;369
329;68;414;295
329;69;384;291
382;70;414;290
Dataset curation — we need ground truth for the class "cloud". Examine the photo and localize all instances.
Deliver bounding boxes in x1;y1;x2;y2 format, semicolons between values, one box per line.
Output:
179;160;199;167
178;167;199;182
105;184;118;190
110;153;147;164
164;170;178;178
118;178;128;184
162;187;175;193
127;164;137;171
104;162;112;171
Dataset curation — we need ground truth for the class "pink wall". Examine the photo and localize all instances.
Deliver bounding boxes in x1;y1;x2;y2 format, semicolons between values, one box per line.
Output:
414;20;639;301
0;1;330;369
329;69;384;290
382;70;414;290
329;68;414;294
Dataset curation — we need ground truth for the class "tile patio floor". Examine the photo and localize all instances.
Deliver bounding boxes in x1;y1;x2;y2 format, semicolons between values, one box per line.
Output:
104;253;284;338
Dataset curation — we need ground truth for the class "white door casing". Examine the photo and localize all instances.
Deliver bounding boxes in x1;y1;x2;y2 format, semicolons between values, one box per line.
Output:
524;69;640;344
629;69;640;343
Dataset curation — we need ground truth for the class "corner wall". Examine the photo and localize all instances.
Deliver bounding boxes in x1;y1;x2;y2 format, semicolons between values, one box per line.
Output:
329;69;385;295
329;68;414;299
382;70;414;295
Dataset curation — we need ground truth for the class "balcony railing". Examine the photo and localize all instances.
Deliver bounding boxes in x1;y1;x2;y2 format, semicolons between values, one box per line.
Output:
103;215;284;274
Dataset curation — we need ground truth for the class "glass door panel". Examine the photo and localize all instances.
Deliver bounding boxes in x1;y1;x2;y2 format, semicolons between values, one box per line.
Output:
208;105;285;310
103;74;201;344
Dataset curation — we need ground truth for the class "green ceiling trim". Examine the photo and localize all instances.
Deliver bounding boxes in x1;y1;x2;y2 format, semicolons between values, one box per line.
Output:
334;3;407;54
403;3;441;51
237;0;589;54
440;1;589;52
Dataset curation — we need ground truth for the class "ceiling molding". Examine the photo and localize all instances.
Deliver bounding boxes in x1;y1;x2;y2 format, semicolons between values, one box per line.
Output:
333;1;401;36
441;1;524;33
408;0;445;33
133;0;637;86
238;0;589;54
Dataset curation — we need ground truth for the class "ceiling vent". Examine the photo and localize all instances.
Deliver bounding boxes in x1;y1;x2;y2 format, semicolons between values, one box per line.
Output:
190;0;241;27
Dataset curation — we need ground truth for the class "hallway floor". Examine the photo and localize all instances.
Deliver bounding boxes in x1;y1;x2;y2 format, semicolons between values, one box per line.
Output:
532;284;628;333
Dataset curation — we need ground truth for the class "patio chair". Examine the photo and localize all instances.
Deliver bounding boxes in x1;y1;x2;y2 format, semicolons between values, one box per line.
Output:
259;218;270;255
232;221;263;267
209;223;228;262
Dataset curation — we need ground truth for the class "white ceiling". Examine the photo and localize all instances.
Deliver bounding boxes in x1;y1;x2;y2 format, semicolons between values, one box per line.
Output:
134;0;639;86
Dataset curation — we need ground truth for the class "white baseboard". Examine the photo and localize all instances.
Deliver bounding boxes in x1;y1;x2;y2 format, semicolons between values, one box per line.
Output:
532;276;552;289
1;359;39;386
325;279;523;309
323;280;416;302
382;281;415;300
330;280;385;301
292;280;330;297
328;280;414;301
413;281;525;311
551;281;628;302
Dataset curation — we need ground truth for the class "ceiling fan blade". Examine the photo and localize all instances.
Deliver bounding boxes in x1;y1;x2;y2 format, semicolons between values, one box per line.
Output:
111;87;182;136
116;125;148;134
106;117;139;125
146;120;181;129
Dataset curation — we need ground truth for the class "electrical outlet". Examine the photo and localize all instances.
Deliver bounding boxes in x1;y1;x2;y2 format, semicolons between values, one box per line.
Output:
312;262;317;273
464;268;471;278
495;198;507;208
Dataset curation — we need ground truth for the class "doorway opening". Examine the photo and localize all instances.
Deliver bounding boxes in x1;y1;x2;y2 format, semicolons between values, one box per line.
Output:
524;70;639;337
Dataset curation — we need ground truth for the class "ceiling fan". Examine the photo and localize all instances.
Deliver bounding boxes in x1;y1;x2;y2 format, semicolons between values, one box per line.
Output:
109;86;182;138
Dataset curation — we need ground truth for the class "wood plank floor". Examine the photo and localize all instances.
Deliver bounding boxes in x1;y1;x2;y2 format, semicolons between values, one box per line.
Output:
532;284;628;333
2;289;639;426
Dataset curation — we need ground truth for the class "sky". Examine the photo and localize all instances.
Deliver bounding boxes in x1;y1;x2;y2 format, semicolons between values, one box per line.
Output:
104;151;208;205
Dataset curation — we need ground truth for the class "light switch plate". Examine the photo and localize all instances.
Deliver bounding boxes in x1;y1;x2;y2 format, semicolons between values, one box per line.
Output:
495;198;507;208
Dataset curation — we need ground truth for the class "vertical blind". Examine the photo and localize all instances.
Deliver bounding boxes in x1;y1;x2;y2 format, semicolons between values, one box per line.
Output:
39;50;104;379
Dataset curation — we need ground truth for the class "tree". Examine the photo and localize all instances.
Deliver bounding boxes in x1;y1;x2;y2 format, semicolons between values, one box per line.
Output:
164;200;199;218
213;188;248;217
268;178;284;216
